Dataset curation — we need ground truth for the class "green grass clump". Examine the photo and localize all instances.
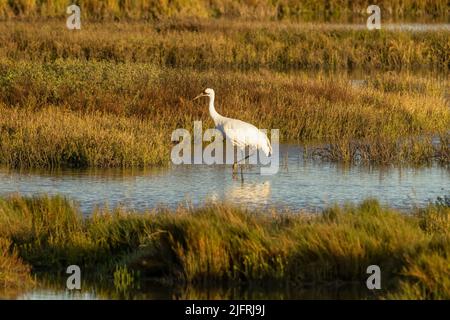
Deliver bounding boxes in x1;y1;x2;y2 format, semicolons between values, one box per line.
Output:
0;194;448;299
0;195;150;270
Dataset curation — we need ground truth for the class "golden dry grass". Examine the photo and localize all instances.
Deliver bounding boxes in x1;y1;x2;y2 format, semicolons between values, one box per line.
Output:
0;104;170;167
0;21;448;70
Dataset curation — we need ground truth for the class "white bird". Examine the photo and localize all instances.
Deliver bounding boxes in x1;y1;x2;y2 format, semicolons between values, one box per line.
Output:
193;88;272;178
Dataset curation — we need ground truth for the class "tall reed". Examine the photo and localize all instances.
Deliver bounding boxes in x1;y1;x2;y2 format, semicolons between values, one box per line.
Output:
0;194;448;299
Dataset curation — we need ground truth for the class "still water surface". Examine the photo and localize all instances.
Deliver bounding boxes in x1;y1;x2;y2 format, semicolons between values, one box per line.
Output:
2;22;449;301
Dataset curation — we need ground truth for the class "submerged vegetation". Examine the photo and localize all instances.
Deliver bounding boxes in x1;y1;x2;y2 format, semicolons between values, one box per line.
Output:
0;195;449;299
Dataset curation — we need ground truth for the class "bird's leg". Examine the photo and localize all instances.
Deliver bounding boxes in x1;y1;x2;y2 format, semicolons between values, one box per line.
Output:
240;163;244;182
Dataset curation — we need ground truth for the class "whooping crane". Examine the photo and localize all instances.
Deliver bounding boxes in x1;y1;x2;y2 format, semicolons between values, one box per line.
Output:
193;88;272;179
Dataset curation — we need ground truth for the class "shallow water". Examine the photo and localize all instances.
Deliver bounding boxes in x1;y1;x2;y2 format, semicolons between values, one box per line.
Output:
0;145;448;214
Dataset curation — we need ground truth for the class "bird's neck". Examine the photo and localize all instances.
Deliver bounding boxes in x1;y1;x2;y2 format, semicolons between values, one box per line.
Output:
208;94;222;124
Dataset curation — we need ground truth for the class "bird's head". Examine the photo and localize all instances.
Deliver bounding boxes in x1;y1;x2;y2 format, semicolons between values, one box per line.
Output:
193;88;214;100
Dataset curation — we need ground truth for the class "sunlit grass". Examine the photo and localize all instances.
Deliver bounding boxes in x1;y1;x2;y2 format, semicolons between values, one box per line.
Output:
0;1;447;22
0;105;170;168
0;21;448;168
0;194;448;299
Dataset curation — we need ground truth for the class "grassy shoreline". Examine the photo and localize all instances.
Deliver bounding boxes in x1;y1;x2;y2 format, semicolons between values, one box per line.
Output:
0;195;449;299
1;21;448;71
0;1;448;22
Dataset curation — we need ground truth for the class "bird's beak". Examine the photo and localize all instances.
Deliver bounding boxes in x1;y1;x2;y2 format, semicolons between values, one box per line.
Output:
193;93;205;101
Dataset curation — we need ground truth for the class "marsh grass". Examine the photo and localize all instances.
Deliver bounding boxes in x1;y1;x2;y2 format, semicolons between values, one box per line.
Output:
0;60;448;167
0;21;448;71
0;104;170;167
313;133;450;165
0;194;448;299
0;237;35;290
